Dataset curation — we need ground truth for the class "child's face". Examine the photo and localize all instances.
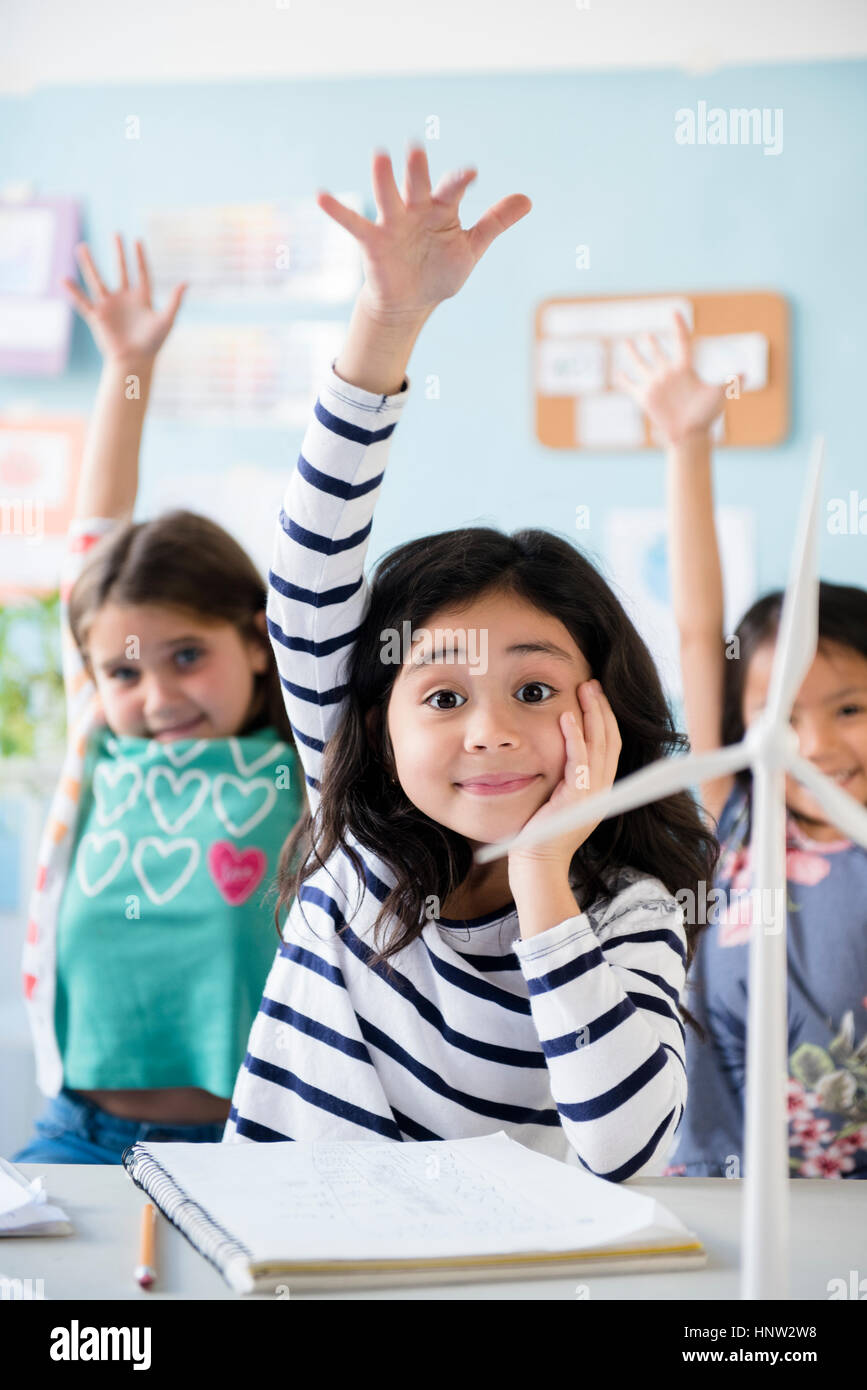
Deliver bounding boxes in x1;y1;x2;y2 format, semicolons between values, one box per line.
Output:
742;640;867;832
385;591;593;847
85;602;270;741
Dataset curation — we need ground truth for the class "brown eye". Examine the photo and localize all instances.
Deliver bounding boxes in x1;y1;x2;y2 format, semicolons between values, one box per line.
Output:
424;690;466;710
516;682;554;703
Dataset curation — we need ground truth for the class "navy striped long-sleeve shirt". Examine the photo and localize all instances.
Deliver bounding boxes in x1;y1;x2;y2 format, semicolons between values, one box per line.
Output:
222;362;689;1181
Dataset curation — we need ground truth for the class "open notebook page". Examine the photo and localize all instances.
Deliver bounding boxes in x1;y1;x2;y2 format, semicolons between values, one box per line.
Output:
126;1131;695;1263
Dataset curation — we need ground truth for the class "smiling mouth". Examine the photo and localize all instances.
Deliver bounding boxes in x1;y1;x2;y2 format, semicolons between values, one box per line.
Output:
456;775;539;796
152;715;205;740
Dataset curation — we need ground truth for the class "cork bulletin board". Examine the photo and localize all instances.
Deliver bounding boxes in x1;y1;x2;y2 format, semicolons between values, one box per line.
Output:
535;290;789;450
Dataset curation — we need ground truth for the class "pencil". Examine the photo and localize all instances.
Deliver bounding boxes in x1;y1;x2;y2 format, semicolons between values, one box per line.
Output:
134;1203;157;1289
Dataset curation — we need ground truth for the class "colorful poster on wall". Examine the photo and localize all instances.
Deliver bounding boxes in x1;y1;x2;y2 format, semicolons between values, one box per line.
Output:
0;419;85;598
148;321;347;425
146;196;363;302
0;198;80;375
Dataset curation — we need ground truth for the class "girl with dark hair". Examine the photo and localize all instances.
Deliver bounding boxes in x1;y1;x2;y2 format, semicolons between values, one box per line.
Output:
13;237;304;1164
619;312;867;1179
224;147;718;1181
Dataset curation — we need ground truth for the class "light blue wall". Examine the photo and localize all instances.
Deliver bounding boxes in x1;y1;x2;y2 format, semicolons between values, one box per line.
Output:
2;61;865;602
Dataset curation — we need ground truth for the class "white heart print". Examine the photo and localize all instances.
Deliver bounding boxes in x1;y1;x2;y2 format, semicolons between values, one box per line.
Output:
212;774;277;837
131;837;201;906
229;737;287;778
161;739;209;768
76;830;129;897
145;767;210;833
93;762;142;826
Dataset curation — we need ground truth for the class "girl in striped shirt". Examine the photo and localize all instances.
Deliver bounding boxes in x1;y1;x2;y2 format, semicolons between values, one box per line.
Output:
224;147;718;1180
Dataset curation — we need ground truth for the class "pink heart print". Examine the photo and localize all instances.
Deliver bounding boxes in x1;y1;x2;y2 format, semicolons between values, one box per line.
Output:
207;841;267;905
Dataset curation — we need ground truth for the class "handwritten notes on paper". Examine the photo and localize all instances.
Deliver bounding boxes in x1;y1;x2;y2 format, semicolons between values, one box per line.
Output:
134;1131;670;1263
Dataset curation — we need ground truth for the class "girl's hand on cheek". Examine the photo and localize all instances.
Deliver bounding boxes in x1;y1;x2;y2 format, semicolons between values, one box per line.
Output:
507;680;622;879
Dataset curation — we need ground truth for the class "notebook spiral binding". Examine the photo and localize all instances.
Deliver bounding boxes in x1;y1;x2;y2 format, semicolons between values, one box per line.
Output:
122;1143;255;1293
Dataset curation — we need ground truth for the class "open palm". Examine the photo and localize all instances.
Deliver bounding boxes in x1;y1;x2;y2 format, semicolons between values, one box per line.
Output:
63;234;187;364
615;311;728;446
317;146;531;319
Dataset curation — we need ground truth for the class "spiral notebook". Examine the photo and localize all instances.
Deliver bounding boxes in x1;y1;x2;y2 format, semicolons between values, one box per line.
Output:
122;1130;705;1293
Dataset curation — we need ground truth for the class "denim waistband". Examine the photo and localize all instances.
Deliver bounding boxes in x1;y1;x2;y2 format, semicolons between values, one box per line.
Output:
56;1087;227;1145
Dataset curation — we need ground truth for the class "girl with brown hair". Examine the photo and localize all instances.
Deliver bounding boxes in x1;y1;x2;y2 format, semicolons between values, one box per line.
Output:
13;237;304;1164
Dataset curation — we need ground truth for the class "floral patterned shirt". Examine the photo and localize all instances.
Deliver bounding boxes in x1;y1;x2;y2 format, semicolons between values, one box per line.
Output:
665;782;867;1179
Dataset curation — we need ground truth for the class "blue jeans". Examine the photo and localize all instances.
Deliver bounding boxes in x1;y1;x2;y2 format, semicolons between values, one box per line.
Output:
11;1087;227;1165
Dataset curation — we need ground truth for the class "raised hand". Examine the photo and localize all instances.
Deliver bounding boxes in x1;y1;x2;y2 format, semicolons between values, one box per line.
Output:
63;234;187;366
317;145;531;321
508;680;622;877
614;311;729;447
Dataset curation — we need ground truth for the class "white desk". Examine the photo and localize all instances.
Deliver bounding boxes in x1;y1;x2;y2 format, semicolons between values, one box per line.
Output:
4;1167;865;1300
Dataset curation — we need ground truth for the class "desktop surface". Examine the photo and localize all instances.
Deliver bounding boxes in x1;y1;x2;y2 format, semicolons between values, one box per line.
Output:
4;1167;865;1300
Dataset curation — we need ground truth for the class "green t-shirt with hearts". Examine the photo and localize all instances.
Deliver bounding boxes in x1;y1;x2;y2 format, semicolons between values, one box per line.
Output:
55;724;303;1096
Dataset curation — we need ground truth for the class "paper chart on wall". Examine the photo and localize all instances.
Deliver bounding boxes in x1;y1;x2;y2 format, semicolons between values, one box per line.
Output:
0;199;80;373
147;320;347;426
603;507;755;703
146;196;364;302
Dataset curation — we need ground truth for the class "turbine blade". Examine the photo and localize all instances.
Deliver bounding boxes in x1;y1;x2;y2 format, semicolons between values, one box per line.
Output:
474;742;748;864
787;752;867;847
765;436;824;724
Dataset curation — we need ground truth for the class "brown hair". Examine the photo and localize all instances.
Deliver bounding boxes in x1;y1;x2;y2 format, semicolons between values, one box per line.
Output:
274;524;720;1035
68;508;295;747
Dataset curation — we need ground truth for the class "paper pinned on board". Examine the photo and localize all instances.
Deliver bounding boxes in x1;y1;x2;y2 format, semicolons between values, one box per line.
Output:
693;332;768;391
537;337;606;394
577;391;645;448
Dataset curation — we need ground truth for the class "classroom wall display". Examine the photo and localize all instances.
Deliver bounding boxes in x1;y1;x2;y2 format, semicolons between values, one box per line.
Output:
146;196;363;302
0;418;85;598
603;505;756;703
147;321;348;425
0;198;80;375
535;291;788;449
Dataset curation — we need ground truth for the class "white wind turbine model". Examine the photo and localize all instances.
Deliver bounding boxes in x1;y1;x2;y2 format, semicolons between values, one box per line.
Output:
476;436;867;1299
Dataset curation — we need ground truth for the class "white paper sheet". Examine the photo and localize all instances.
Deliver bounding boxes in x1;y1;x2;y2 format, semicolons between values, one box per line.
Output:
537;336;606;394
0;1158;72;1235
576;391;645;447
541;297;694;339
694;332;768;391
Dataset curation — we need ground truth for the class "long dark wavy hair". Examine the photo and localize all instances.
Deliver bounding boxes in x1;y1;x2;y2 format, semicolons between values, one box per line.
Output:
274;524;720;1033
721;580;867;838
68;508;296;748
